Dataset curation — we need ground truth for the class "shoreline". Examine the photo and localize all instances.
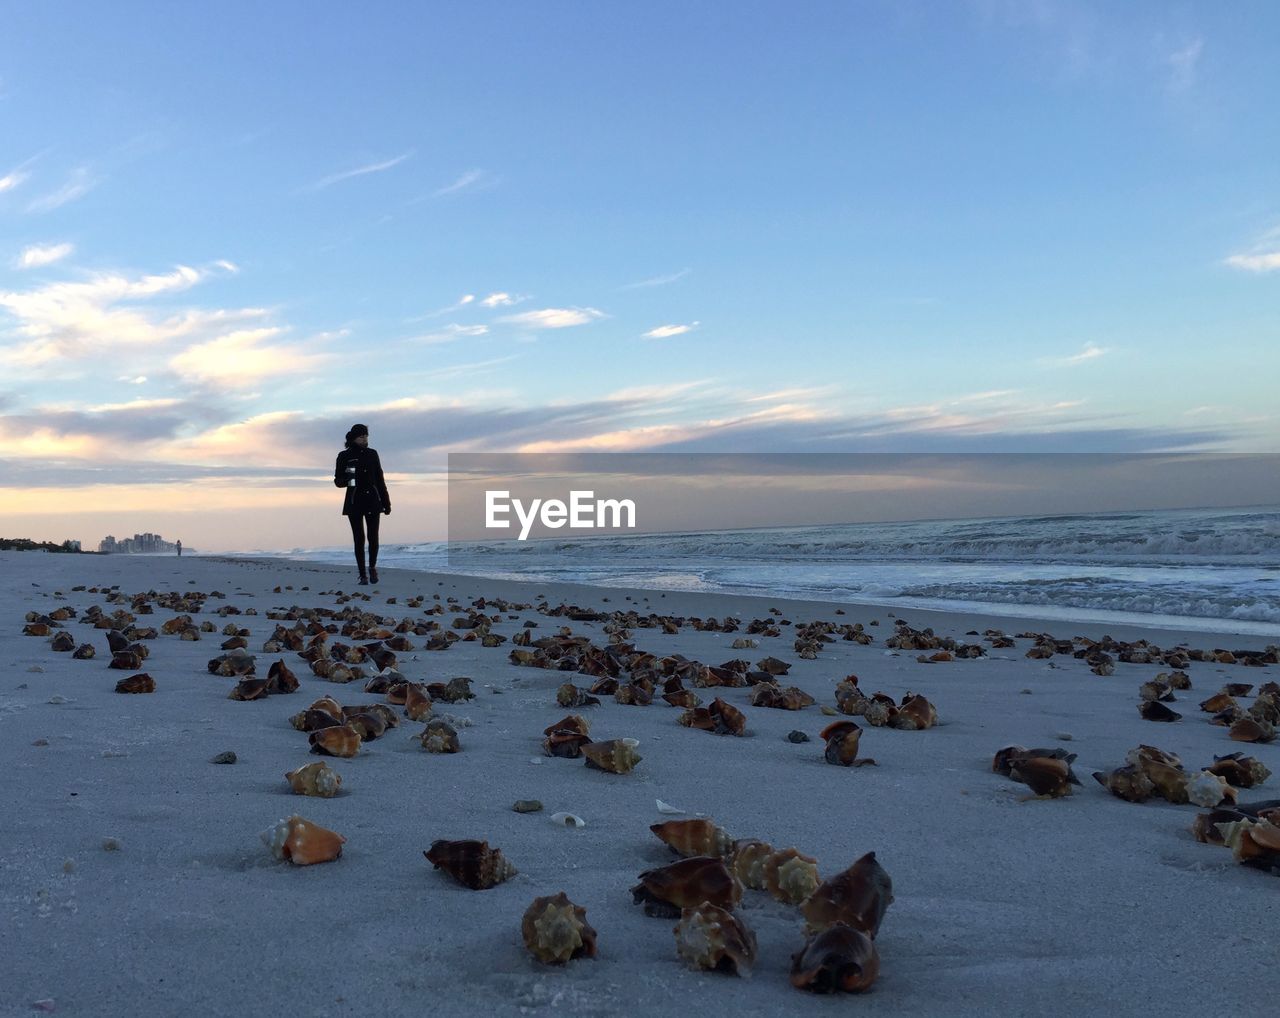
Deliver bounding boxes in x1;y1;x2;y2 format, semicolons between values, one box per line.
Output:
205;553;1280;649
4;550;1277;1017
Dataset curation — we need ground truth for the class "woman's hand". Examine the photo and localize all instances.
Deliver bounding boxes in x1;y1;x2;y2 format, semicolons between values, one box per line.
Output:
383;506;392;515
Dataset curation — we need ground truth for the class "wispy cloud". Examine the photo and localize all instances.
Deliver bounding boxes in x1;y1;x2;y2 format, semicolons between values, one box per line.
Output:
0;260;256;365
411;323;489;345
307;151;412;192
168;327;334;389
480;292;521;308
642;321;699;339
1049;341;1109;366
498;307;604;329
621;268;690;290
14;242;75;269
432;168;496;198
26;167;96;213
1165;36;1204;93
0;161;33;194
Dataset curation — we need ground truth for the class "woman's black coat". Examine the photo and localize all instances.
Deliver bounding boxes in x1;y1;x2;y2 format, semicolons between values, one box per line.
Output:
334;445;391;516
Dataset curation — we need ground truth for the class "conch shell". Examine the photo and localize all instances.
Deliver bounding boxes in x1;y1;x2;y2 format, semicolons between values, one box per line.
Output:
582;738;641;774
674;902;757;976
801;851;894;937
1184;770;1237;808
114;673;155;694
404;683;433;721
260;815;345;865
631;856;742;918
650;818;733;858
790;923;880;993
729;838;773;890
419;719;460;753
1215;817;1280;864
822;721;874;767
1207;753;1271;789
765;847;821;905
424;839;516;889
1092;764;1156;803
265;659;299;694
285;761;342;798
1007;755;1076;798
522;892;597;964
891;693;937;730
309;724;362;758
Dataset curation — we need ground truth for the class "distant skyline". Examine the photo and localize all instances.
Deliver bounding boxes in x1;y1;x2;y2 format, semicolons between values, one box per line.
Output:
1;2;1278;550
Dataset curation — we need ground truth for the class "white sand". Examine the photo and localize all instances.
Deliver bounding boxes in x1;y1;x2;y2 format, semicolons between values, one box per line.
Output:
2;549;1276;1017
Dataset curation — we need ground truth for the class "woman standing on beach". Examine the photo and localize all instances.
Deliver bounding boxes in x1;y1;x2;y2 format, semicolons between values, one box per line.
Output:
334;423;390;585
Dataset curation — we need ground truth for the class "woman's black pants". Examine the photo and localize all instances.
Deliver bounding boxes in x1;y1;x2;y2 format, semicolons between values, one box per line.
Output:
348;513;380;573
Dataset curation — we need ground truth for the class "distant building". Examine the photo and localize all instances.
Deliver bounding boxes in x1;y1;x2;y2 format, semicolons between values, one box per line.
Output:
98;532;187;554
63;539;81;551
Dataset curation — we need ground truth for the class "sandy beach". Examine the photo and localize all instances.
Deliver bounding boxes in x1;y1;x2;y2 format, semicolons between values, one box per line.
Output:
3;549;1277;1018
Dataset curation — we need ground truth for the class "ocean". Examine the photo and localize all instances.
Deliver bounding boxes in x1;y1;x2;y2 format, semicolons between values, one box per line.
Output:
265;505;1280;636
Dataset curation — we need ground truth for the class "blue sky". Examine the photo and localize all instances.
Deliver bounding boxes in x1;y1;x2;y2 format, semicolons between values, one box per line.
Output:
0;1;1277;548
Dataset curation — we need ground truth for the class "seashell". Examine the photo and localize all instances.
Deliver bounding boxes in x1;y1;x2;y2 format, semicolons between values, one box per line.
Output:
114;673;155;694
290;708;342;733
1184;769;1237;808
1215;818;1280;864
1199;692;1237;714
72;643;96;659
111;651;143;670
631;856;743;918
1139;680;1174;703
309;724;362;757
543;729;592;758
285;761;342;798
1229;717;1276;743
790;923;880;994
1192;808;1247;844
419;719;460;753
24;622;52;636
549;812;586;828
678;707;717;732
1208;753;1271;789
556;683;600;708
891;693;937;730
765;847;821;905
345;712;387;741
615;682;654;706
1092;765;1156;803
543;714;591;737
582;738;641;774
674;902;757;976
651;819;734;858
662;689;702;709
1163;670;1192;690
50;631;75;652
821;720;874;767
710;697;746;736
424;839;516;889
1007;755;1076;798
310;696;343;718
729;838;773;890
1250;692;1280;725
228;677;270;701
1139;700;1181;722
588;677;619;696
1125;745;1188;803
800;851;894;937
265;659;299;694
522;892;597;964
260;814;345;865
861;696;895;727
1223;682;1254;697
425;677;475;703
343;703;398;728
834;679;868;716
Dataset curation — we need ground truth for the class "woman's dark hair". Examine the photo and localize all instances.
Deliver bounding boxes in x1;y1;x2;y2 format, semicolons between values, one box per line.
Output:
344;422;369;449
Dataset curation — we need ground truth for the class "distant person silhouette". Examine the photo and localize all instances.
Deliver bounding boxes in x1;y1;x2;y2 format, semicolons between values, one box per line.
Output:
334;423;390;585
176;540;182;557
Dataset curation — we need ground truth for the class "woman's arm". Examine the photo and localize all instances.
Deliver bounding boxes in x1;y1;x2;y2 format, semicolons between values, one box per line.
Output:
334;453;346;488
373;450;391;512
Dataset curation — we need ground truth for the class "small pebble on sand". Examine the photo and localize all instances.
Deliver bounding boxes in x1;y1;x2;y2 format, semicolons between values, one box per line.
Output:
210;751;237;764
512;800;544;813
787;730;810;743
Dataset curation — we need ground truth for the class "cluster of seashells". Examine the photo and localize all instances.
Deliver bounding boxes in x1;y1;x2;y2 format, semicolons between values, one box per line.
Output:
632;818;892;992
1093;744;1267;807
541;714;642;773
833;676;938;730
994;745;1082;798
